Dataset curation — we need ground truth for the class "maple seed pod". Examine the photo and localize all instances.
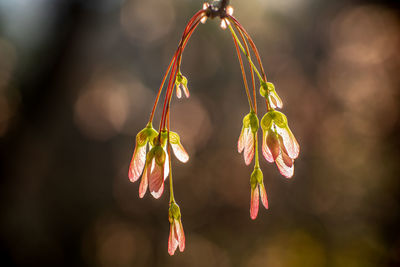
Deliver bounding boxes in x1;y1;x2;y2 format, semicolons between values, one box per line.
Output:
175;72;190;98
169;132;189;163
250;167;267;220
260;114;272;132
249;112;259;133
169;202;181;220
238;112;256;165
251;167;263;187
259;81;283;109
270;110;288;128
168;202;185;255
129;125;159;183
145;145;168;199
266;128;280;161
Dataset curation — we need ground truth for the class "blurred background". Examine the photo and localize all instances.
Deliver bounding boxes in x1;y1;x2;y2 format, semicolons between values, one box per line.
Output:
0;0;399;266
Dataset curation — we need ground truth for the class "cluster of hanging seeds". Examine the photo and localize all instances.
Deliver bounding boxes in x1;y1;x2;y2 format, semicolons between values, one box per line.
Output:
128;0;300;255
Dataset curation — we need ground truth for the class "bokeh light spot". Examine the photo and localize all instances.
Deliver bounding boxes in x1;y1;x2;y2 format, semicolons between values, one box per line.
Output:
120;0;175;45
74;78;130;141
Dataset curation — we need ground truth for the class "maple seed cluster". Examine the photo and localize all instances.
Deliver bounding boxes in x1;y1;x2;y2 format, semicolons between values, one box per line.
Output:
128;0;300;256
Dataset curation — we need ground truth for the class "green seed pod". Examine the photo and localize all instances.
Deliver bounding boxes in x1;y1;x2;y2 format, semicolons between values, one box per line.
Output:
154;145;166;166
249;112;259;133
136;129;148;147
250;167;263;189
261;112;273;131
169;202;181;220
259;85;267;98
176;72;183;83
146;126;159;147
242;113;251;128
259;81;275;98
266;82;275;92
271;111;288;128
169;132;180;145
181;75;188;87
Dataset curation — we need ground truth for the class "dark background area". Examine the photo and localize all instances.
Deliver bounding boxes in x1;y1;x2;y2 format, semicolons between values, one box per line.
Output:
0;0;399;266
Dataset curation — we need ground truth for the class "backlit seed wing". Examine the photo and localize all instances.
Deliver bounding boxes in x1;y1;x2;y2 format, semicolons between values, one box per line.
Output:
139;164;149;198
171;143;189;163
168;223;178;255
276;126;299;159
181;84;190;98
176;85;182;99
177;219;185;252
164;152;170;180
129;144;147;182
250;186;260;220
262;130;274;163
275;153;294;178
238;128;244;153
243;128;254;165
266;129;280;161
259;183;269;210
148;161;164;198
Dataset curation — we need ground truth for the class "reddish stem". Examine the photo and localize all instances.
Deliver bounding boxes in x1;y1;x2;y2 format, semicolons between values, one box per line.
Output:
149;10;205;125
159;14;204;133
236;24;257;113
228;15;267;82
229;25;254;111
162;19;202;130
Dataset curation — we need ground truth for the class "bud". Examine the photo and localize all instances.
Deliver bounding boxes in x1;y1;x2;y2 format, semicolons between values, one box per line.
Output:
259;81;283;109
175;72;190;99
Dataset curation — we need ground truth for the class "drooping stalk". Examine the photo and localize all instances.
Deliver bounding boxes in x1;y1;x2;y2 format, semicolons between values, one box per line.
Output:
227;22;264;83
228;20;254;112
149;10;205;126
236;26;257;113
159;15;202;131
254;134;260;168
228;15;267;82
148;53;177;123
166;110;175;203
228;16;271;111
160;16;203;132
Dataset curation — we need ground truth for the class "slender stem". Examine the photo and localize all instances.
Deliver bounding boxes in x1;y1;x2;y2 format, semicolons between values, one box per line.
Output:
167;109;175;203
227;21;264;82
149;10;205;125
228;16;274;111
227;19;254;112
159;52;179;133
164;14;204;201
254;133;260;168
228;15;267;82
236;27;257;114
159;16;202;132
148;54;177;123
160;17;203;131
